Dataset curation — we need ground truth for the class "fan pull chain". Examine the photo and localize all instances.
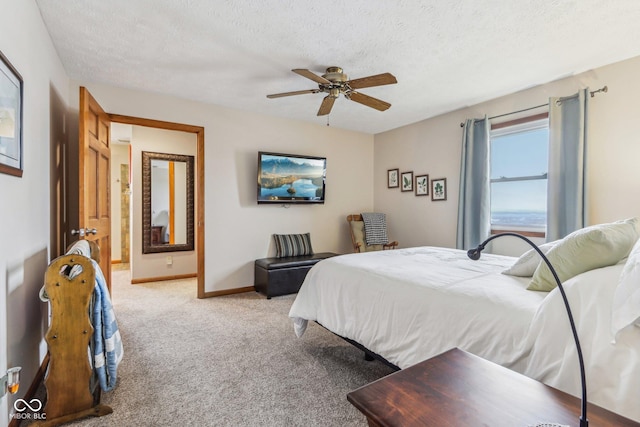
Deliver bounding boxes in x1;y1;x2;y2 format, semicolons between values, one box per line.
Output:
327;115;330;127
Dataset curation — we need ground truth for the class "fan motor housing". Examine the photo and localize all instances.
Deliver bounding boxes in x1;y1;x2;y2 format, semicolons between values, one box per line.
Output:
322;66;348;83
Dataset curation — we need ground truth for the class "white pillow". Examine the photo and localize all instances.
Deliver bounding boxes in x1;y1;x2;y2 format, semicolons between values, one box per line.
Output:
502;240;559;277
612;237;640;336
529;218;639;292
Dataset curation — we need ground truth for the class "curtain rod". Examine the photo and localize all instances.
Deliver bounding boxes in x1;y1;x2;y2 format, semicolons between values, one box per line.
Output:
459;85;608;127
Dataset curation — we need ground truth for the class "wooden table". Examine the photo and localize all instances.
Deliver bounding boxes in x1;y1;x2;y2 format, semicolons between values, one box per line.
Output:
347;348;639;427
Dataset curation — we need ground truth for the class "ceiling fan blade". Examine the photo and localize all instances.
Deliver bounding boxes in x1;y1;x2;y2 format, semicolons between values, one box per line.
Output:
266;89;319;99
292;69;332;85
347;73;397;89
317;96;336;116
347;91;392;111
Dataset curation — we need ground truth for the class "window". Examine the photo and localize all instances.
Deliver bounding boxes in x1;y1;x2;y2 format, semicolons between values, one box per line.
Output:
490;114;549;236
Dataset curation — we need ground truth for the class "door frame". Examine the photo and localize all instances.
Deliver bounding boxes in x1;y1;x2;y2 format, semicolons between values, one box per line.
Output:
109;114;206;298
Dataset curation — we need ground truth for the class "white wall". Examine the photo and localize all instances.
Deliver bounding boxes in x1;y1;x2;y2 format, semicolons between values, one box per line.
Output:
0;1;70;423
151;168;169;227
67;82;375;292
374;55;640;255
130;126;197;281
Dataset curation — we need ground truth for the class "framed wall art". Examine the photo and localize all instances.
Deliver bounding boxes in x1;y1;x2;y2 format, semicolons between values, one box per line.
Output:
0;50;23;177
431;178;447;201
415;174;429;196
401;171;413;192
387;168;399;188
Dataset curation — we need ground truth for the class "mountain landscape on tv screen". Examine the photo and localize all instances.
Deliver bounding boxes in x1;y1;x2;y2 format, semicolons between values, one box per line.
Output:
261;157;323;176
259;156;325;200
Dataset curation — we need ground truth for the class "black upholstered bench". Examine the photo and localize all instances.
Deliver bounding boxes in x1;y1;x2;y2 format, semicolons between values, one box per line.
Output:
254;252;338;298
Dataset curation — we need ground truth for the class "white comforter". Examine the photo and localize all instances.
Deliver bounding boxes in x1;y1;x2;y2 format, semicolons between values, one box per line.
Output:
289;246;640;422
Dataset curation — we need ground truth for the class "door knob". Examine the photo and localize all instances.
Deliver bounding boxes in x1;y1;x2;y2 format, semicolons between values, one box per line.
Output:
71;228;98;236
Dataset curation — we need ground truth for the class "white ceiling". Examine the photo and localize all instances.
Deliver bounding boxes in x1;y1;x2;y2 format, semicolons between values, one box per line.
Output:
35;0;640;134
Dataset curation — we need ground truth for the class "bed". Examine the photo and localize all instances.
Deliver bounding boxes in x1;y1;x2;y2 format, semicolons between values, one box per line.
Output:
289;242;640;422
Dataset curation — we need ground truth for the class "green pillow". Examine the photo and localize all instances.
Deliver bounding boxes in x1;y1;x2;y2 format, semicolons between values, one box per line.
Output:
502;240;559;277
528;218;639;291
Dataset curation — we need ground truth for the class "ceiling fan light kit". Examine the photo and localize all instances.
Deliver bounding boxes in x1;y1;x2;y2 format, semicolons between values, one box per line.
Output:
267;66;397;116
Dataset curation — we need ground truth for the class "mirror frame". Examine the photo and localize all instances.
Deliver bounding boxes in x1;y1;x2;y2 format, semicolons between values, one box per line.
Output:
142;151;195;254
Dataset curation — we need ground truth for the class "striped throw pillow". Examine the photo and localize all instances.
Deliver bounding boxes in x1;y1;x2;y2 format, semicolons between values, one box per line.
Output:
273;233;313;258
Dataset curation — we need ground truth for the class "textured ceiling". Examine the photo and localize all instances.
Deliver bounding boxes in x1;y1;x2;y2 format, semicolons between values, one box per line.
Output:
35;0;640;134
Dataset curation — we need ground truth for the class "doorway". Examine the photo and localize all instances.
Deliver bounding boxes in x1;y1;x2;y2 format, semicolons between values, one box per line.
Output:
50;88;206;298
110;122;199;286
108;115;205;298
110;123;132;267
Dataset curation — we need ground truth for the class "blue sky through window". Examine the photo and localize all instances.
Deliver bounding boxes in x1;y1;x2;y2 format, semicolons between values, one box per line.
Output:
491;127;549;219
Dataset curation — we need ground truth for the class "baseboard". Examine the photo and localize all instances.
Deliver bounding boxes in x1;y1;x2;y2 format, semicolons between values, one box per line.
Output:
199;286;255;298
131;273;197;284
8;353;49;427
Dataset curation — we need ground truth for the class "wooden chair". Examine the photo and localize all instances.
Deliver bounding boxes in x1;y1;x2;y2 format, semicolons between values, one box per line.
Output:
347;214;398;253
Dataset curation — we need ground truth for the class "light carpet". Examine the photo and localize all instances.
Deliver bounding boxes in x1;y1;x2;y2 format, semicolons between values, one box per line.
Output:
36;268;395;426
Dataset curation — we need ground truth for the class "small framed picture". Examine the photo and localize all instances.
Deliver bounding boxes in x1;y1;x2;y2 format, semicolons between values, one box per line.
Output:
401;171;413;192
431;178;447;201
0;50;23;177
415;174;429;196
387;168;399;188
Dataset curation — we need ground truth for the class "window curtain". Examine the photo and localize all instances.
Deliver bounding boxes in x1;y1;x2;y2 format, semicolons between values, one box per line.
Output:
456;116;490;250
546;88;588;241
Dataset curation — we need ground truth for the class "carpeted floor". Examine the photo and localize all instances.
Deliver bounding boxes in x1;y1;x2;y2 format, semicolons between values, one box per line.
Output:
33;267;395;426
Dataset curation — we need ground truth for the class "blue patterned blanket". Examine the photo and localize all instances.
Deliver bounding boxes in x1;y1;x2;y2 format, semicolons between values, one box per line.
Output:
90;257;123;391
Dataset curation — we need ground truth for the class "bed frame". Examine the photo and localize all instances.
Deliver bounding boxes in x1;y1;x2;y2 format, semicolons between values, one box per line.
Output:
318;322;400;371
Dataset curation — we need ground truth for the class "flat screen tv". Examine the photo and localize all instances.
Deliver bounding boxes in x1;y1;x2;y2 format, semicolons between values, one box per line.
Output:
257;151;326;204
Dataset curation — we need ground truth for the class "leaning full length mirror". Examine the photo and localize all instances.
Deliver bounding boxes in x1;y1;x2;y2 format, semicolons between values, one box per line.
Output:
142;151;195;254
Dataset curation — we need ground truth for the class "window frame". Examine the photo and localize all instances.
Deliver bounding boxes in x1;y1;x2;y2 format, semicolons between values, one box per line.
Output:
490;112;549;238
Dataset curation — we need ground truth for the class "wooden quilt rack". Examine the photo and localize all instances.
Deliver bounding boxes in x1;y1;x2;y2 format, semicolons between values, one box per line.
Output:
33;241;112;426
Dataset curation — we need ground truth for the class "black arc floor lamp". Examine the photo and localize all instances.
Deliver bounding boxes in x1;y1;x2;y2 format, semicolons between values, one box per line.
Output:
467;232;588;427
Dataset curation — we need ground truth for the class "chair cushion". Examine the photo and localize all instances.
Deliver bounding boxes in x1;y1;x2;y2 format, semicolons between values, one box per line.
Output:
350;220;366;247
273;233;313;258
350;220;383;252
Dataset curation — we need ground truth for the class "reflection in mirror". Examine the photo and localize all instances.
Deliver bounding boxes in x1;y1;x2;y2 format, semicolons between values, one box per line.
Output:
142;151;194;254
151;159;187;245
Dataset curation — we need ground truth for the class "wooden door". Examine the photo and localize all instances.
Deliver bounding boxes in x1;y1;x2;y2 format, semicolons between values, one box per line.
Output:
78;87;111;291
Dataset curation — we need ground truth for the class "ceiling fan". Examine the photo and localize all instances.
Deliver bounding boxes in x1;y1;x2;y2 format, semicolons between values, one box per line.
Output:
266;67;397;116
